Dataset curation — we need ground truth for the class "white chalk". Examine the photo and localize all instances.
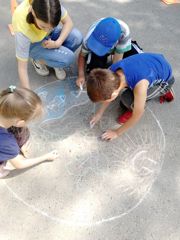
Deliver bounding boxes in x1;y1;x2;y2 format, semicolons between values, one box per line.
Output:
90;122;95;129
80;83;83;91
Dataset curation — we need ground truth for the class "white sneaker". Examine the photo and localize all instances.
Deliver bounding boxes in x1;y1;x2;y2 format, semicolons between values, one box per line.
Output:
54;68;66;80
0;163;10;178
31;59;49;76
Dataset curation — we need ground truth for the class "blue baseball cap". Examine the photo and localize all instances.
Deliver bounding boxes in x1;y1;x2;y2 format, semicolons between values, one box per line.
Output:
87;17;121;56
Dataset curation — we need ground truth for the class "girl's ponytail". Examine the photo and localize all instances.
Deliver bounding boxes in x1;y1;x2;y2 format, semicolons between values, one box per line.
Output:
0;87;42;121
26;0;61;28
26;11;35;24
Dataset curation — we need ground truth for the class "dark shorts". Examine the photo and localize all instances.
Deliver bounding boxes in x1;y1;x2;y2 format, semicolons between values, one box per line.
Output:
119;76;175;110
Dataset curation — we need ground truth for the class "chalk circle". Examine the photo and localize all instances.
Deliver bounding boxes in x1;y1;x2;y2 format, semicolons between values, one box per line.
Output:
4;79;165;226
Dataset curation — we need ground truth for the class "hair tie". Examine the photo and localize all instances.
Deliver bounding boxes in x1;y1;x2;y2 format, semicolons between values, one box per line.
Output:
8;85;16;93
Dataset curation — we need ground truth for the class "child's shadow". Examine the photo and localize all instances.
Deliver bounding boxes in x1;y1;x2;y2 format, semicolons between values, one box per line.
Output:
4;161;51;179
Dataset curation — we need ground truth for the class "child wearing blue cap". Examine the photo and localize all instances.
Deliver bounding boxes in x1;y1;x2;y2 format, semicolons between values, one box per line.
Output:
0;86;58;178
86;53;175;141
76;17;142;88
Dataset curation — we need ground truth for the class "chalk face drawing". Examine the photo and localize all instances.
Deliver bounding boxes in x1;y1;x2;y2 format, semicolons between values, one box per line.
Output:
4;78;165;226
36;77;89;123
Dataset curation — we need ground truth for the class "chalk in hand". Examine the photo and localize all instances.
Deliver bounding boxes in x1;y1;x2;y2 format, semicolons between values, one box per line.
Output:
90;122;95;129
80;83;83;91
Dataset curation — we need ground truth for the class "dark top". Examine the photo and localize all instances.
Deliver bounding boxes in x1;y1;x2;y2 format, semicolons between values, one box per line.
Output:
0;127;20;163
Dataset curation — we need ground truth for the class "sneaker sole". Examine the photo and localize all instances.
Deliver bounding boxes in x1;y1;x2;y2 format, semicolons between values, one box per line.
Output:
31;60;49;77
54;69;66;80
170;88;175;99
0;170;10;178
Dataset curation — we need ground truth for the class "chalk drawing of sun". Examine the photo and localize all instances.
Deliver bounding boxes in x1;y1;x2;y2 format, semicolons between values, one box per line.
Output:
4;78;165;226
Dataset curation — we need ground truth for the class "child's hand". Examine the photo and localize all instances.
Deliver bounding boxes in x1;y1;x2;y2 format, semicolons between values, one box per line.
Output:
45;150;59;161
101;129;118;141
43;39;58;49
76;76;85;88
90;112;102;128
